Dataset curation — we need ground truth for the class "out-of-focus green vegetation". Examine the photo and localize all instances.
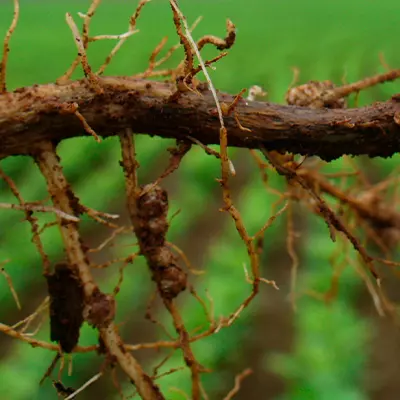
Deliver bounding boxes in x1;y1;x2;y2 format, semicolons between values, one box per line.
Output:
1;1;400;399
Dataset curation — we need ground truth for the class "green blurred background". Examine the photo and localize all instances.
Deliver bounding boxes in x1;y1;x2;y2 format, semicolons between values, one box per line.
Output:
1;0;400;399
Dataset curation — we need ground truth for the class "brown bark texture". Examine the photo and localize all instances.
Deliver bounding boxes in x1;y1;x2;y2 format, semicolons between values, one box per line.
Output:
2;76;400;160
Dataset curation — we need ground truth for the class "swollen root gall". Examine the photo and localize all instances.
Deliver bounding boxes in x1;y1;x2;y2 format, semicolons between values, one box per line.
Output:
136;184;187;299
46;262;84;353
286;80;346;109
85;289;116;328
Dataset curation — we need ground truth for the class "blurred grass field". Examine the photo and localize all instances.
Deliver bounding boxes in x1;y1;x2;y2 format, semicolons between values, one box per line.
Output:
1;1;400;399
